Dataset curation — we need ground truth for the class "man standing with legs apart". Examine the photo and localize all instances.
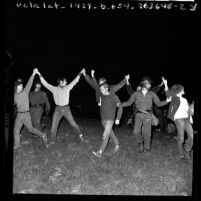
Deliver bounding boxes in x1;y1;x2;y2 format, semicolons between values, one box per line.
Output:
14;68;48;149
36;68;86;143
163;77;194;160
29;81;50;133
122;76;171;153
83;69;130;157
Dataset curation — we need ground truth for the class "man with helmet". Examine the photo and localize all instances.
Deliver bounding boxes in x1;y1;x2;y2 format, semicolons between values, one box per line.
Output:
14;69;48;149
29;80;50;133
122;76;172;153
83;69;130;157
93;76;129;106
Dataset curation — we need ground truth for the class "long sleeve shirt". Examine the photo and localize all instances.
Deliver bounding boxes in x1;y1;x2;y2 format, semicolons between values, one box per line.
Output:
95;78;127;103
126;83;135;96
122;90;167;111
40;75;80;106
14;74;34;112
29;90;50;110
126;83;161;96
165;89;192;122
84;74;123;121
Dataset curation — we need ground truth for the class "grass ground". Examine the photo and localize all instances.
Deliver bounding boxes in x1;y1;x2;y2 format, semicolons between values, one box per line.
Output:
13;117;193;195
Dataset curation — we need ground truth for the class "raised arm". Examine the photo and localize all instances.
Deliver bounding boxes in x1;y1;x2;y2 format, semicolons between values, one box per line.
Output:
126;83;135;95
122;93;136;107
68;69;85;90
162;77;175;98
91;70;100;89
24;69;36;94
110;75;129;93
83;73;96;90
36;69;56;93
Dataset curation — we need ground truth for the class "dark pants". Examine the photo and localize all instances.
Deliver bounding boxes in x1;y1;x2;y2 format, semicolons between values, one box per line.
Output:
99;120;119;153
14;112;46;147
175;118;193;157
30;106;44;130
133;113;152;150
51;105;82;140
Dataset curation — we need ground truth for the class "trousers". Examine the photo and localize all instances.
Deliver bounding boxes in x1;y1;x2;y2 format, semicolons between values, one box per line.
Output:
99;120;119;153
30;106;44;130
14;112;46;146
133;112;152;150
51;105;82;139
175;118;193;157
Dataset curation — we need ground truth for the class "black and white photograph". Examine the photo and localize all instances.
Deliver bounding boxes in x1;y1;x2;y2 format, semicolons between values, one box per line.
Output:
3;0;199;199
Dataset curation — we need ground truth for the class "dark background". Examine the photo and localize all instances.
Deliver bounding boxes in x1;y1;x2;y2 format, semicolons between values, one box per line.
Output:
4;0;199;118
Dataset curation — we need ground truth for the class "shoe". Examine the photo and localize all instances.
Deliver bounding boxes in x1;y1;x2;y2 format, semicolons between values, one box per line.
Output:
138;144;144;153
114;145;120;153
79;134;86;142
92;151;102;158
42;134;48;145
144;148;150;152
14;144;21;150
183;149;191;160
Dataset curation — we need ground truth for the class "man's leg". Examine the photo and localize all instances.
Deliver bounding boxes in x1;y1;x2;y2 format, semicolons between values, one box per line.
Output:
133;113;143;153
175;119;185;159
64;106;84;141
93;121;114;157
30;108;40;129
51;108;62;141
110;129;119;152
13;114;23;149
183;119;194;159
23;113;48;146
30;108;44;138
142;114;152;151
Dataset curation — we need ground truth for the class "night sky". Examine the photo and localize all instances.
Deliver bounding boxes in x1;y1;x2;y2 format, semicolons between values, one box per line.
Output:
4;0;199;117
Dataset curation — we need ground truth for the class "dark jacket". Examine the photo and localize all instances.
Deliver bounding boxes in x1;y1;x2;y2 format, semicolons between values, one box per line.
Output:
165;90;187;121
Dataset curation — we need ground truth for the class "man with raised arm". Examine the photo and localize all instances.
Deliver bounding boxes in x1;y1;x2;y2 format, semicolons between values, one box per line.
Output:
29;80;50;133
83;69;130;157
125;78;165;126
91;74;129;106
122;76;171;153
14;68;48;149
36;68;86;143
162;77;194;160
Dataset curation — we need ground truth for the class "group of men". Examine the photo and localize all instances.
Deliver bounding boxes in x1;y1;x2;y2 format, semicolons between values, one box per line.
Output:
14;68;194;160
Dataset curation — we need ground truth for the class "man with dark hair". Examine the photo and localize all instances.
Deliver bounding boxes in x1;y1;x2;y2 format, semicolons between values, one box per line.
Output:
83;70;130;157
29;81;50;133
36;68;86;143
93;75;129;106
14;69;48;149
163;78;194;160
122;76;171;153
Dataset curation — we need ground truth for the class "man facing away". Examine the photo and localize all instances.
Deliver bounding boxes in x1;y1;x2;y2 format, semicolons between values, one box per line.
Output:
36;68;86;143
163;77;194;160
14;68;48;149
122;76;171;153
29;81;50;133
83;69;130;157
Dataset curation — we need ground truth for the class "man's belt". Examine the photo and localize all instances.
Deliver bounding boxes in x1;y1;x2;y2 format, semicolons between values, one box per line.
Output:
136;109;152;114
18;110;30;113
56;104;69;107
31;104;44;108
